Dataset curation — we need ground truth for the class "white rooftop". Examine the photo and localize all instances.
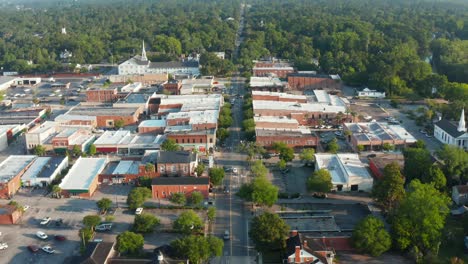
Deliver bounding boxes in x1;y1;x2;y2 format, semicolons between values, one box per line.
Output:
139;119;167;128
315;153;372;187
112;160;139;175
252;91;306;100
55;114;96;122
28;121;57;134
0;155;37;182
254;116;299;124
250;77;284;87
344;122;416;143
94;130;132;145
253;100;346;113
60;157;107;190
0;125;18;135
21;157;50;182
167;110;219;125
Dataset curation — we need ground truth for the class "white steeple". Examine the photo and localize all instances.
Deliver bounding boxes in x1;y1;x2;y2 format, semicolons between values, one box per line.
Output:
141;40;148;61
458;108;466;132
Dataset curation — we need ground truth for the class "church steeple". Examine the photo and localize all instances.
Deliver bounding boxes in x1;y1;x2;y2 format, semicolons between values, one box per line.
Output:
458;108;466;132
141;40;148;61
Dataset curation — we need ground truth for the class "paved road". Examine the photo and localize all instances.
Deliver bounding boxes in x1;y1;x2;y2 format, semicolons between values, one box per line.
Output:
213;76;255;262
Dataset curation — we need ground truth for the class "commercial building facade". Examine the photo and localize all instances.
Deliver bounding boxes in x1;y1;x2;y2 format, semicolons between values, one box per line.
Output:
151;177;210;199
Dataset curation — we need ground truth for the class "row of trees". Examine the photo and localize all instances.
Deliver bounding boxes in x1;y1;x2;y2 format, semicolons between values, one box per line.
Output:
217;101;232;143
237;160;278;207
239;0;468;99
0;0;241;72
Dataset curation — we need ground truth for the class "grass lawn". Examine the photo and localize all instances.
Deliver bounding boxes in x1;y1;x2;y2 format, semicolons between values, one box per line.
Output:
438;216;468;263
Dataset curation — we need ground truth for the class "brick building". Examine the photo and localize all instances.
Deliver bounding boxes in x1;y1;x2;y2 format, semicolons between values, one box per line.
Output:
86;88;119;103
162;80;182;95
255;128;318;149
0;155;36;199
65;106;143;128
138;120;166;134
250;77;286;92
368;153;405;180
59;157;108;198
0;205;22;224
252;91;307;103
252;60;295;78
156;151;198;176
288;73;342;91
151;177;210;199
167;128;216;152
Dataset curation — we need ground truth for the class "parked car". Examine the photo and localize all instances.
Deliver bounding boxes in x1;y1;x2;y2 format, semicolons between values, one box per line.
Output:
312;192;327;199
232;167;238;174
223;230;230;240
40;217;51;225
135;208;143;215
223;166;233;172
0;242;8;250
55;218;63;226
54;235;66;241
95;223;112;231
41;245;55;254
28;245;39;253
36;231;48;240
23;205;30;211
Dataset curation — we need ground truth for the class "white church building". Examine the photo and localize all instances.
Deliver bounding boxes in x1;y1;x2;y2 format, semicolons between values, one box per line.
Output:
118;41;200;76
434;109;468;150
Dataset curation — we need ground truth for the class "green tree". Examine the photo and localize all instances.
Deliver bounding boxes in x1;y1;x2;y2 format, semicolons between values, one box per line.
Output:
138;176;152;188
403;147;432;182
161;138;181;151
51;185;62;199
372;162;405;212
173;210;204;234
209;167;225;186
352;216;391;257
33;145;46;156
171;235;223;264
114;119;125;129
299;148;315;165
357;145;365;152
437;144;468;183
88;144;96;156
207;207;216;222
272;142;294;162
250;160;268;178
133;213;160;233
72;144;81;156
327;138;339;153
414;140;426;149
422;165;446;191
195;164;205;176
145;162;155;172
189;191;204;206
116;231;144;256
306;169;333;193
126;187;152;209
392;180;450;255
237;176;278;207
170;192;187;206
382;143;395;151
83;215;101;230
277;159;287;170
249;212;290;252
96;198;112;213
80;227;93;244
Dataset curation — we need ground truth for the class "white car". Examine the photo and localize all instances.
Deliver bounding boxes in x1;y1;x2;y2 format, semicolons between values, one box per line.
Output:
135;208;143;215
36;231;48;240
41;245;55;254
40;217;51;225
0;242;8;250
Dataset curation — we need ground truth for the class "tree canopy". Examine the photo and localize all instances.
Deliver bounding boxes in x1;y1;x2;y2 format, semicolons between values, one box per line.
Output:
116;231;144;256
126;187;152;209
372;162;405;212
391;180;450;256
170;192;187;206
171;235;224;264
161;138;181;151
306;169;333;193
352;216;391;257
209;167;225;186
249;212;290;253
173;210;204;234
237;175;278;207
299;148;315;165
96;198;112;213
133;213;160;233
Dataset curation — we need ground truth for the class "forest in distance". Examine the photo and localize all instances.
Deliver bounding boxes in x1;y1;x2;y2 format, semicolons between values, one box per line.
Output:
0;0;466;114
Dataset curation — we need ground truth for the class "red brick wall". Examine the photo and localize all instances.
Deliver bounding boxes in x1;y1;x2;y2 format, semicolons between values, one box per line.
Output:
152;184;209;199
158;162;194;176
256;133;318;148
139;127;165;134
191;123;217;131
167;118;190;126
0;172;25;199
168;134;208;144
369;160;383;180
96;113;140;128
0;207;21;224
252;94;307;103
255;121;298;129
86;89;118;103
163;83;181;95
288;76;341;91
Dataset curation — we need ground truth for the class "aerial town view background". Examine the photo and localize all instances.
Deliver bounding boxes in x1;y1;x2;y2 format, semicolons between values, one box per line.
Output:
0;0;466;263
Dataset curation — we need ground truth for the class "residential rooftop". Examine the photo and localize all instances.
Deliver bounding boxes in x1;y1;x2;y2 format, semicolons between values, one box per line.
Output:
59;157;107;191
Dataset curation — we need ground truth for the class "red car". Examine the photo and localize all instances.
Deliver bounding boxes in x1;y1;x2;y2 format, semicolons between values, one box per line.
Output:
28;245;39;253
54;235;66;241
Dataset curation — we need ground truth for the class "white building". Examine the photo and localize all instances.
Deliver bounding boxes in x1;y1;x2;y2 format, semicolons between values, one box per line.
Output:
314;153;373;192
121;82;142;93
118;41;200;76
357;88;386;98
434;109;468;150
59;157;108;196
21;157;68;187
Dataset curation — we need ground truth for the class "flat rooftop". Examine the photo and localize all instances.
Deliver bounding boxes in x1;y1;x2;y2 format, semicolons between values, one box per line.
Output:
253;100;346;113
139;120;166;128
94;130;132;145
112;160;139;175
0;155;37;182
21;157;67;182
252;91;307;101
60;157;107;191
116;93;149;104
315;153;372;185
250;77;284;87
255;128;313;137
67;106;140;117
55;114;96;122
254;116;299;124
344;122;416;143
167;110;219;125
